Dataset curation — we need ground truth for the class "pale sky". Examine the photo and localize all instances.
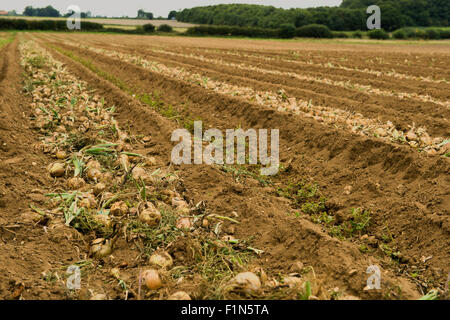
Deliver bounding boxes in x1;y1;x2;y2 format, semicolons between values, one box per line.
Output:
2;1;343;18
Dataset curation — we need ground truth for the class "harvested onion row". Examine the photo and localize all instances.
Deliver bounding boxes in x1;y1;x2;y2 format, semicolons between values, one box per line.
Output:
60;41;448;155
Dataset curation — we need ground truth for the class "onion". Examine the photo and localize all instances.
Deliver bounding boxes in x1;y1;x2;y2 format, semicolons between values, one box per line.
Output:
406;130;417;141
80;195;97;209
149;251;173;269
100;172;113;183
168;291;191;300
93;214;111;227
250;266;268;285
145;156;156;166
340;295;361;300
176;217;192;230
90;294;107;300
289;261;304;273
86;168;102;181
119;154;130;170
90;238;112;259
282;276;302;288
132;167;154;184
141;269;162;290
87;160;101;170
110;201;128;216
139;202;161;226
55;150;67;159
48;162;65;177
231;272;261;293
172;198;189;215
131;167;146;180
110;267;120;280
93;182;106;195
67;177;85;190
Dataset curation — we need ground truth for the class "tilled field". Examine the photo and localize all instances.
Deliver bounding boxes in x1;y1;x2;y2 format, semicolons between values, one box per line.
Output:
0;32;448;300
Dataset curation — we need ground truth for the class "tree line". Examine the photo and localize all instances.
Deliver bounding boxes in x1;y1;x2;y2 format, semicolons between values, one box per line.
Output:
20;6;173;20
176;0;449;31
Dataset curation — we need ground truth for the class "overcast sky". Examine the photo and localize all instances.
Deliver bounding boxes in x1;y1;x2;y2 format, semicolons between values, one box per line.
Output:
3;1;342;18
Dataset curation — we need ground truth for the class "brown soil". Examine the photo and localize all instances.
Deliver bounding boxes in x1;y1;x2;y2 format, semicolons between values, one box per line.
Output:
0;32;448;300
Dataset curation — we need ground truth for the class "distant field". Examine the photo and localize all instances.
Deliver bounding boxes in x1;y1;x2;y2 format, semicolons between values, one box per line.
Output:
1;16;197;28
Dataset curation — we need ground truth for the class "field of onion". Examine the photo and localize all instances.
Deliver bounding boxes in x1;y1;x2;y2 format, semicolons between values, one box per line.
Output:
0;32;448;300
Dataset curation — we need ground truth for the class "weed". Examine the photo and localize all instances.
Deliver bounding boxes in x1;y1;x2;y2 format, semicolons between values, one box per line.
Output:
347;208;371;236
359;244;369;253
126;206;180;255
221;164;271;186
27;55;45;69
277;181;321;207
379;243;402;260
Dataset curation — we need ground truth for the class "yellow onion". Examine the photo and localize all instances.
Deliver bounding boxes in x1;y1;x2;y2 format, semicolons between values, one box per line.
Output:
172;197;188;209
141;269;162;290
55;150;67;159
176;217;193;230
282;276;302;288
132;167;154;184
110;201;128;216
100;172;113;183
93;182;106;195
90;294;107;300
93;214;111;227
110;267;120;280
149;251;173;269
48;162;65;177
168;291;191;300
80;195;97;209
231;272;261;293
67;177;85;190
86;168;102;181
145;156;157;166
139;202;161;226
90;238;113;259
86;160;101;170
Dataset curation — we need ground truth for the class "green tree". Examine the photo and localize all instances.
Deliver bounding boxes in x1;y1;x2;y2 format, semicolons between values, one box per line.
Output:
168;10;177;19
23;6;37;16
